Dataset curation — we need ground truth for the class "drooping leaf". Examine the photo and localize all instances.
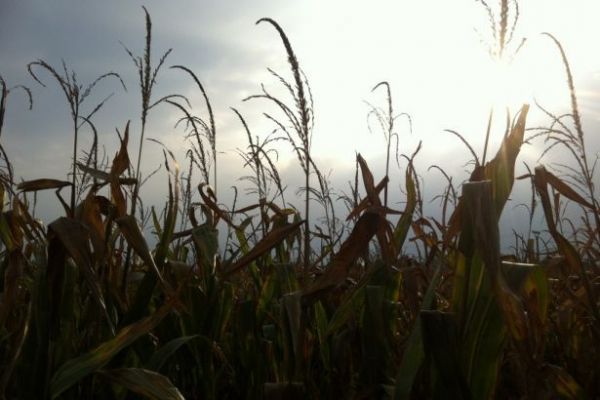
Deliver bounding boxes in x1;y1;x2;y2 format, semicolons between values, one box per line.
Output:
50;301;173;399
534;166;600;321
543;168;595;210
146;335;200;371
304;209;382;301
76;162;136;185
223;220;304;276
17;179;71;192
543;365;587;400
199;183;236;228
116;215;168;290
48;217;114;333
48;217;93;270
97;368;184;400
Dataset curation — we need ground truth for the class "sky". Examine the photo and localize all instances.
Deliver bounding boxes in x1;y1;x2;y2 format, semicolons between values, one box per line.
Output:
2;0;600;251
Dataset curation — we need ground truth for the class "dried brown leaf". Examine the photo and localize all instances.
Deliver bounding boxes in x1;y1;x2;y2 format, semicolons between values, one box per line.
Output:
223;220;304;276
109;122;130;217
304;208;382;301
17;179;71;192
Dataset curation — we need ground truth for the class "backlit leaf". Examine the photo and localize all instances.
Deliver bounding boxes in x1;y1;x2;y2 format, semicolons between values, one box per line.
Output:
223;220;304;276
17;179;71;192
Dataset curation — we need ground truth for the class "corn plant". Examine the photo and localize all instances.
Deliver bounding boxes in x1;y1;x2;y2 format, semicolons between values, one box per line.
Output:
245;18;314;275
0;4;599;400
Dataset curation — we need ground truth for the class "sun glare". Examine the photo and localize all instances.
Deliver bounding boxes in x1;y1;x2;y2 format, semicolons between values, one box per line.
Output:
467;37;569;118
482;57;530;109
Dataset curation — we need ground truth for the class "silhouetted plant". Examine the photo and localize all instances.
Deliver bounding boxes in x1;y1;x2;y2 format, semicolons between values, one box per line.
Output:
366;81;412;208
0;76;32;194
245;18;314;274
27;59;125;214
122;6;188;217
168;65;218;198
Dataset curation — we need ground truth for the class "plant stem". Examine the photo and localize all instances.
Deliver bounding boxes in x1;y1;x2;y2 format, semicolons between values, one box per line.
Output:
481;108;494;166
70;105;79;216
304;163;310;276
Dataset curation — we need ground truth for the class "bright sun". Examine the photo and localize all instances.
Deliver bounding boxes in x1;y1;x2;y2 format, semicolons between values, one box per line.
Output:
469;30;575;116
482;58;530;110
274;1;591;164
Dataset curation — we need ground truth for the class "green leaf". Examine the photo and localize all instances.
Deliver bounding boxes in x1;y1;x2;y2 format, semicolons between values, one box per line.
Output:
421;311;471;399
234;216;254;255
483;104;529;216
393;263;442;400
50;301;173;399
544;365;587;400
362;285;388;384
314;301;330;369
191;223;219;271
146;335;200;371
223;220;304;276
454;182;514;399
49;217;114;334
393;163;417;251
283;291;302;359
98;368;184;400
0;212;15;251
116;215;164;284
326;286;365;336
256;270;278;323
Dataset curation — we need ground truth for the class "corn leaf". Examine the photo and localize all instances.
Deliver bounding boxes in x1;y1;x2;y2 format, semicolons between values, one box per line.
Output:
421;311;471;399
304;209;382;300
393;162;417;251
109;121;130;217
50;301;173;399
97;368;184;400
116;215;167;289
223;220;304;276
17;179;71;192
543;168;595;210
394;263;442;400
146;335;200;371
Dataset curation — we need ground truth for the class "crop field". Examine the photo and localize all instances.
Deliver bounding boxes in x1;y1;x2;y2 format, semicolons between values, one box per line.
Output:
0;1;598;399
